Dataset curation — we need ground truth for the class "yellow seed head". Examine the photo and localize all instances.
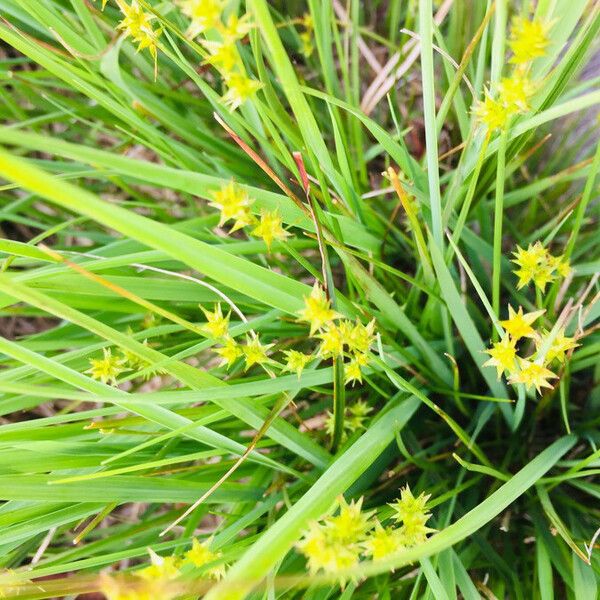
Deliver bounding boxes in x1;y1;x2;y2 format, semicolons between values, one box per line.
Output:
483;335;518;379
251;209;290;250
297;283;340;334
474;90;510;131
241;335;273;370
214;336;242;368
179;0;225;38
209;181;255;231
222;72;263;110
500;305;545;342
508;17;552;64
200;303;230;339
87;348;126;386
282;349;312;378
508;358;558;394
183;538;225;580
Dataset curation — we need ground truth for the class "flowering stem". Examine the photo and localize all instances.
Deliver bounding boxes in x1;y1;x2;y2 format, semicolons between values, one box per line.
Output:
492;129;507;341
331;357;346;452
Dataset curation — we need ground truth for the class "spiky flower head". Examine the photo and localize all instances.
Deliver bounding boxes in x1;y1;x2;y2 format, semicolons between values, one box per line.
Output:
116;1;160;78
483;335;517;379
316;322;345;359
251;209;290;250
138;548;180;582
219;13;253;41
200;303;230;339
362;521;405;561
99;573;176;600
222;72;263;111
323;496;373;544
202;40;238;74
214;336;242;368
347;400;372;430
536;329;579;365
344;319;376;355
297;283;340;335
209;181;255;232
282;349;312;378
500;305;545;342
344;357;363;386
87;348;126;386
242;335;273;370
508;17;552;64
296;522;361;577
498;73;535;113
511;242;569;292
508;358;557;393
183;538;225;580
179;0;225;38
474;89;510;131
390;486;434;547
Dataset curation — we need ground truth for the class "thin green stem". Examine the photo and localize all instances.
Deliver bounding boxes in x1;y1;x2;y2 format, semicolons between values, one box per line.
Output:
492;130;507;340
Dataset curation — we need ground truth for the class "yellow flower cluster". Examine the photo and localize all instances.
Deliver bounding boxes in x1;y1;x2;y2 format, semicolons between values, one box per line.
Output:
298;284;376;385
297;487;433;579
178;1;262;110
87;338;166;386
201;283;376;404
298;13;314;57
100;540;224;600
484;305;578;394
325;399;372;441
511;241;571;292
209;180;289;249
199;302;273;371
508;17;552;64
115;1;161;78
475;16;552;132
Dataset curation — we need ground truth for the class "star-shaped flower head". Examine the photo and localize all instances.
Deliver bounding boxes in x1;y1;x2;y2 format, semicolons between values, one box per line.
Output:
99;573;172;600
282;349;312;378
179;0;225;38
296;521;361;577
242;335;273;370
536;329;579;364
297;283;340;335
219;13;253;41
344;358;363;386
508;17;552;64
508;358;558;393
498;73;536;113
474;90;509;131
251;209;289;250
183;538;225;580
116;1;161;77
389;486;434;547
202;40;238;74
347;399;372;430
500;305;545;342
200;303;230;339
222;72;263;111
87;348;127;386
316;323;344;359
511;242;570;292
344;319;376;356
323;496;373;544
483;335;517;379
214;336;242;369
138;548;180;582
362;521;405;561
548;253;571;278
209;181;255;232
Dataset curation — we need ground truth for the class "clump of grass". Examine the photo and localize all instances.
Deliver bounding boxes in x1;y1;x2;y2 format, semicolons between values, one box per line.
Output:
0;0;598;598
